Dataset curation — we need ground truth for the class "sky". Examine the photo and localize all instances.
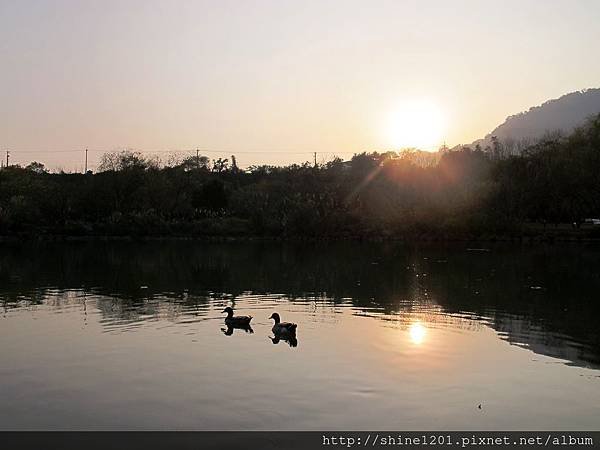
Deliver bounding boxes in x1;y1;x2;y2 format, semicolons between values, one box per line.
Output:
1;0;599;171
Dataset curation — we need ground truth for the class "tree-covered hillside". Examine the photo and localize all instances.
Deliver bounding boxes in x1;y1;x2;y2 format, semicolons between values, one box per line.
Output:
471;89;600;154
1;115;600;240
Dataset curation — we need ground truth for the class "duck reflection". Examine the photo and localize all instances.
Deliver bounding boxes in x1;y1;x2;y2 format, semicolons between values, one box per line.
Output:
269;333;298;348
221;324;254;336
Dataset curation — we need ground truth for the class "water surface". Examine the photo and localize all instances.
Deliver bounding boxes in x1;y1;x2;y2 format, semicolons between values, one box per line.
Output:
1;241;599;430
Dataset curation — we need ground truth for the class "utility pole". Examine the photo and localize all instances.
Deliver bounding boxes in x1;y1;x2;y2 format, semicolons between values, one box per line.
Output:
84;148;88;173
5;150;9;167
196;148;200;170
313;152;317;167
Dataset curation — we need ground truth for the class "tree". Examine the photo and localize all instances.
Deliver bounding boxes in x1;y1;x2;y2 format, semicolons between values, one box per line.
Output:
25;161;47;174
192;179;228;213
230;155;239;174
212;158;229;173
177;155;210;172
98;150;157;172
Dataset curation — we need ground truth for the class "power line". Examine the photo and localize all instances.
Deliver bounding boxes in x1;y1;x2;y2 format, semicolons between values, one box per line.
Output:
4;149;84;153
0;146;365;173
1;148;359;155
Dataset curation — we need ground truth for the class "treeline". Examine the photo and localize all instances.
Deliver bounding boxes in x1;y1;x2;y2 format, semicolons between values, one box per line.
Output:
1;115;599;239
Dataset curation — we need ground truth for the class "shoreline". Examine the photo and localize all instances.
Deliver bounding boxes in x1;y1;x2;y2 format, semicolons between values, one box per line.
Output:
2;232;600;243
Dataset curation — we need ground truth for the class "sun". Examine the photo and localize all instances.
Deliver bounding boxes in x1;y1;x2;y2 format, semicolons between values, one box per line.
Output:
386;99;446;151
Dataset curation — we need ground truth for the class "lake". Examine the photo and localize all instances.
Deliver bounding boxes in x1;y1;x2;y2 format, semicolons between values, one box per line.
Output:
1;241;599;430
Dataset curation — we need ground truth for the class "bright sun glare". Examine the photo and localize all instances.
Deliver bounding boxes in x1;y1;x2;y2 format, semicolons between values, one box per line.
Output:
386;100;446;151
409;322;427;345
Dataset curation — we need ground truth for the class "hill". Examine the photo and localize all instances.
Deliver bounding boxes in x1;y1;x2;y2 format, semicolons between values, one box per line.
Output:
470;88;600;151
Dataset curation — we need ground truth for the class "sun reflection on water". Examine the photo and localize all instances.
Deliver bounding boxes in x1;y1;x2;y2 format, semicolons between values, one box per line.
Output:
409;321;427;345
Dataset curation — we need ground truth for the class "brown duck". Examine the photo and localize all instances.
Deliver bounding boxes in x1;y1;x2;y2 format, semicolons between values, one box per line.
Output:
269;312;297;335
222;307;252;326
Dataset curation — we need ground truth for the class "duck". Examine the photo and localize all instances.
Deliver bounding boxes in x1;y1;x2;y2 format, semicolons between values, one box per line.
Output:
269;312;297;335
222;307;252;326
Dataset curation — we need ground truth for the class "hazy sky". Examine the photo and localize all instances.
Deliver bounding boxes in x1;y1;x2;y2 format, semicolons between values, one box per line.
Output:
1;0;599;170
